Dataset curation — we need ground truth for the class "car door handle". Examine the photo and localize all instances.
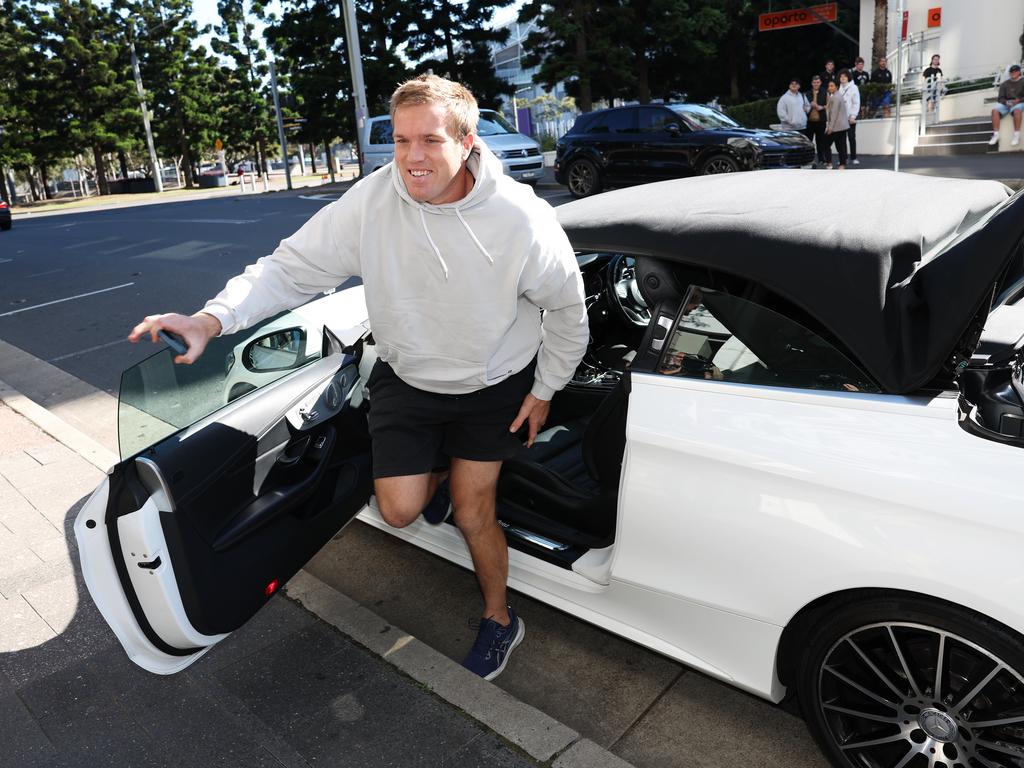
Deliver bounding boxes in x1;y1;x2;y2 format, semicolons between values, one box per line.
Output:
211;425;336;552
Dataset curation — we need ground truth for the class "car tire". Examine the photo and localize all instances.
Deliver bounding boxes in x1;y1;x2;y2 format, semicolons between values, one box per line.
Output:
795;593;1024;768
699;154;741;174
567;158;601;198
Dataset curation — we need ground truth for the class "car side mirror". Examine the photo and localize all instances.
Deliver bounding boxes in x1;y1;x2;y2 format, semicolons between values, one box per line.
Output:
242;327;310;373
666;123;683;136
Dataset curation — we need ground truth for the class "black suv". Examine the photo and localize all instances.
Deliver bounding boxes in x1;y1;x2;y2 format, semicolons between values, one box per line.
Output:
554;103;815;197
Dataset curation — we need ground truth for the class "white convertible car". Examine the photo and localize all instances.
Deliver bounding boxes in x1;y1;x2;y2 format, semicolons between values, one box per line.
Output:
77;171;1024;768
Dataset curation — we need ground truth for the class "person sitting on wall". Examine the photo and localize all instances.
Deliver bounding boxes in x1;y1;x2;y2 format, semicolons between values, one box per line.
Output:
990;64;1024;147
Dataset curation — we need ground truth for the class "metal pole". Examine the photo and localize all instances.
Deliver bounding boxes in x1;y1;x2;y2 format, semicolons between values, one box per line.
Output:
269;60;292;191
894;0;904;172
340;0;369;177
129;37;163;193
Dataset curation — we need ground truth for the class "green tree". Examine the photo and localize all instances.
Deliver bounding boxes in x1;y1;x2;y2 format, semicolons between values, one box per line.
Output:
212;0;275;173
405;0;513;108
356;0;412;114
264;0;352;180
41;0;142;195
116;0;223;188
518;0;631;112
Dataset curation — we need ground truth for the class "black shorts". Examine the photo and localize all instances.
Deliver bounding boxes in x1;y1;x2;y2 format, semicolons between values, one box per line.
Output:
367;359;536;479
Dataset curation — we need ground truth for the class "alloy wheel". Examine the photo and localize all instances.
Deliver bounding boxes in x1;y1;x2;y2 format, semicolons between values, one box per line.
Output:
702;156;738;174
568;160;598;197
817;621;1024;768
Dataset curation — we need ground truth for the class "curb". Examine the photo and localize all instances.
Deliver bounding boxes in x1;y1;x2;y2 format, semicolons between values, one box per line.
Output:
285;571;635;768
0;378;118;473
1;375;635;768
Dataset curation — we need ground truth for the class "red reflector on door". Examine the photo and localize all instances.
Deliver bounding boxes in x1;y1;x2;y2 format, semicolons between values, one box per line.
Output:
264;579;279;597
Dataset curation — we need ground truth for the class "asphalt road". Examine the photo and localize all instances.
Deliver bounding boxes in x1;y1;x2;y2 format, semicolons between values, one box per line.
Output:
0;183;824;768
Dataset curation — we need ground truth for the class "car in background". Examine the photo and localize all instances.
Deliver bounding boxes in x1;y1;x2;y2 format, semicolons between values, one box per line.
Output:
554;103;815;197
362;110;544;184
0;200;10;231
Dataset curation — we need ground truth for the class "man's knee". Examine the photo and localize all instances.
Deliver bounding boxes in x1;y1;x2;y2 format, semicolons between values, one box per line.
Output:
377;497;422;528
451;493;496;537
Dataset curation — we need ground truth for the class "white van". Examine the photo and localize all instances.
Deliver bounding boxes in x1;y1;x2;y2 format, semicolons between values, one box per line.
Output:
361;109;544;185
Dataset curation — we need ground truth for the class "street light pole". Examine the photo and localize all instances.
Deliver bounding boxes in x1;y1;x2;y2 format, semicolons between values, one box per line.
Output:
129;36;163;193
339;0;369;177
269;59;292;191
894;0;905;172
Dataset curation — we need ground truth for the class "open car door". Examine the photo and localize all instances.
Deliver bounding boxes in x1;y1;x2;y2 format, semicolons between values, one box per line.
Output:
74;292;373;674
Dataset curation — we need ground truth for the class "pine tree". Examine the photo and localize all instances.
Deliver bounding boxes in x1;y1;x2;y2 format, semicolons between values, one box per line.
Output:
356;0;412;114
518;0;630;112
264;0;352;180
41;0;142;195
212;0;275;173
405;0;513;108
115;0;223;188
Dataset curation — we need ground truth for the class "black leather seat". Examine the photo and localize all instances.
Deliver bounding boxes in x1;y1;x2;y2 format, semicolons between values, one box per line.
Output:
497;378;629;540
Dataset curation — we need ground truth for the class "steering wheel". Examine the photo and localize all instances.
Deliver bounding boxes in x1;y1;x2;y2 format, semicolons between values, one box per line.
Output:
605;254;651;328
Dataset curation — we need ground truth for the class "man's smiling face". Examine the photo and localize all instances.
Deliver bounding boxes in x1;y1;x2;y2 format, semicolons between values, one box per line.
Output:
393;102;474;205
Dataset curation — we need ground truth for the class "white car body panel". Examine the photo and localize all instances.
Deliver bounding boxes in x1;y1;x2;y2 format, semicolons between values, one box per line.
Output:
74;478;218;674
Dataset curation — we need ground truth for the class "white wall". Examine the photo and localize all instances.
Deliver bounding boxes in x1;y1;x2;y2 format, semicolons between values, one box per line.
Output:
859;0;1023;78
856;115;923;154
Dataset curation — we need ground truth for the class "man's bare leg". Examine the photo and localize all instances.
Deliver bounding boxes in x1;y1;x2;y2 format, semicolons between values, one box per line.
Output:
449;457;509;625
375;471;446;528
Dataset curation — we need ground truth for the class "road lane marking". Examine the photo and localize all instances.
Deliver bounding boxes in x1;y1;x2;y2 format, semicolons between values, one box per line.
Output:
170;218;258;224
130;240;221;261
63;236;120;250
0;259;12;265
0;282;135;318
48;338;129;362
298;194;339;201
103;238;162;255
26;268;65;278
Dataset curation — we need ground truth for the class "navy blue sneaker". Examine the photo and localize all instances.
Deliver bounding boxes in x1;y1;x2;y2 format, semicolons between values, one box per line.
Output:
461;607;525;681
421;479;451;525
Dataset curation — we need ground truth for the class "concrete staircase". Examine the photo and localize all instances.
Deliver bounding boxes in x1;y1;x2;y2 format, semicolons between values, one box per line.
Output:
914;118;995;156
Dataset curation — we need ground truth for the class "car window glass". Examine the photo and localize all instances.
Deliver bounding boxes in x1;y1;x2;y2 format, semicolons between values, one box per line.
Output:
368;119;393;145
638;107;678;133
477;110;518;136
588;109;637;134
117;310;324;460
657;286;878;393
668;105;740;131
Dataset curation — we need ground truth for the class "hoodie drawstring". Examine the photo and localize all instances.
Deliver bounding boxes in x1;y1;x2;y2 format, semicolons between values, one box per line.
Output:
419;208;449;280
418;205;495;281
455;208;495;266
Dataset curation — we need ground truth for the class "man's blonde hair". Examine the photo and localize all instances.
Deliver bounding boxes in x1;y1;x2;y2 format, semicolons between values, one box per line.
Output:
390;74;479;139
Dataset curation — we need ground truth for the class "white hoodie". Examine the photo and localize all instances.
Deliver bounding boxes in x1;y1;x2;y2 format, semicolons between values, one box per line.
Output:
776;90;808;130
840;82;860;124
202;143;588;400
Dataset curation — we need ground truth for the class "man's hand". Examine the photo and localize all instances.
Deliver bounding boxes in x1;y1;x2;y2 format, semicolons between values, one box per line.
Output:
509;393;550;448
128;312;222;365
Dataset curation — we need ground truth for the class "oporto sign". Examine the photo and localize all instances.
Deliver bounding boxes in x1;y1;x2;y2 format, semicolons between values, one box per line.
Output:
758;2;838;32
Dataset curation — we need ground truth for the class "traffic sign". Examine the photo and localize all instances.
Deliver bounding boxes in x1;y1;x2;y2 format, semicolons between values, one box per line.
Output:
758;3;838;32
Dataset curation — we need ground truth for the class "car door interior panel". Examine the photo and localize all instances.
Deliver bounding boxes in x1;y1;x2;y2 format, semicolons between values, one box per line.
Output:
95;349;372;654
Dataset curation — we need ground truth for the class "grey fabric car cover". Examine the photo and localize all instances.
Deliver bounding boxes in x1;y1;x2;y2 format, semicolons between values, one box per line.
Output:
557;170;1024;394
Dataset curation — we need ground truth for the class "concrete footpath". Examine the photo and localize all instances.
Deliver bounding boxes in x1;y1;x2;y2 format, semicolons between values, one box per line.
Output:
0;387;630;768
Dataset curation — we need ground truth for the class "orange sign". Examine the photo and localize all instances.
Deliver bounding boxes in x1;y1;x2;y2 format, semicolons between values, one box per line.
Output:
927;7;942;27
758;3;838;32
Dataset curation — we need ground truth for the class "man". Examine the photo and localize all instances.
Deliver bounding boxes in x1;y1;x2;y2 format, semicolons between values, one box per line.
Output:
990;64;1024;147
776;78;807;131
870;56;893;117
838;70;861;165
820;59;838;87
128;75;589;681
851;57;870;89
805;74;829;168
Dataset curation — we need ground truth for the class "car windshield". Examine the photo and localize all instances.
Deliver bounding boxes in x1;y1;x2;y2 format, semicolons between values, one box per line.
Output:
668;104;740;131
117;310;324;460
477;111;519;137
